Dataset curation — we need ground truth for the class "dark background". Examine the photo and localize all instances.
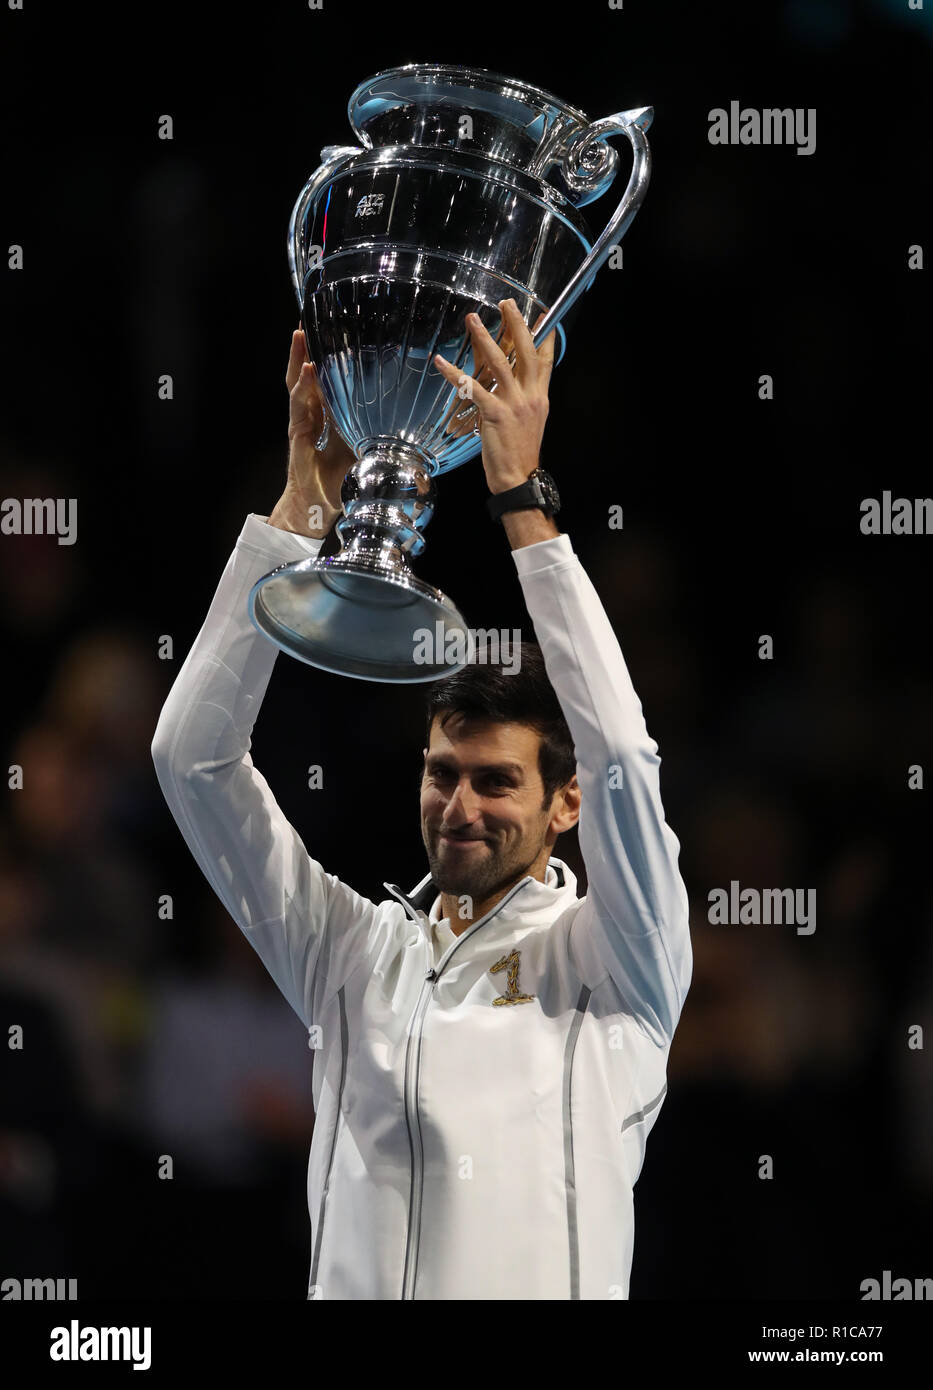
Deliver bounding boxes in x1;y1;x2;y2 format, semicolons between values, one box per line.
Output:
1;0;931;1299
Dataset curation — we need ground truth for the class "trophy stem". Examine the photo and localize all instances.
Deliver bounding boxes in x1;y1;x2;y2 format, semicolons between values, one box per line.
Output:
329;440;436;588
248;440;471;682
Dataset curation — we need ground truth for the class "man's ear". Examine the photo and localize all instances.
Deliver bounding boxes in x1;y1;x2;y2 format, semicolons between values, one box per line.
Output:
549;775;581;835
422;746;428;759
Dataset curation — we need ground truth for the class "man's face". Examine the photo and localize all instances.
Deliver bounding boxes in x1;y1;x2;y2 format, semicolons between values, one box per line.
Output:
420;713;558;902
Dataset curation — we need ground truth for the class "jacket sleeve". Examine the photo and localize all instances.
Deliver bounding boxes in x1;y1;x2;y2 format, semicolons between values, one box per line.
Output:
513;532;692;1046
150;513;384;1028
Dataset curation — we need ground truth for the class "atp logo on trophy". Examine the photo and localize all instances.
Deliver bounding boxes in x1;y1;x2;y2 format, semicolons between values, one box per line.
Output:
354;192;385;218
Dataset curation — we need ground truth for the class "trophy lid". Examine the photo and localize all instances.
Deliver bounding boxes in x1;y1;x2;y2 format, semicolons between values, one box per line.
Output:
348;63;620;207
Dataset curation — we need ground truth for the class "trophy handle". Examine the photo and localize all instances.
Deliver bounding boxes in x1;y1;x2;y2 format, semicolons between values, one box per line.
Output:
530;106;653;348
288;145;362;452
287;145;362;302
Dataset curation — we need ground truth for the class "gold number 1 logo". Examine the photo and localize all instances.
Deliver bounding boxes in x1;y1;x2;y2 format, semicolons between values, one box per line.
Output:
490;950;535;1006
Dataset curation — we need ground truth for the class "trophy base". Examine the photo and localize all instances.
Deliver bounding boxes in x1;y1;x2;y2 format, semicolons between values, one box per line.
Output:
248;553;470;683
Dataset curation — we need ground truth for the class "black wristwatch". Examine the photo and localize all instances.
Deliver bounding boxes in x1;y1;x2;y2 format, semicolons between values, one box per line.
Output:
486;468;561;524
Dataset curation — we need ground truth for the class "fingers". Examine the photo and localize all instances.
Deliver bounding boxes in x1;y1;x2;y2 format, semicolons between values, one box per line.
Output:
433;350;497;414
286;327;311;394
287;326;324;440
287;376;324;444
434;297;556;422
443;400;478;437
464;311;516;400
499;299;537;382
472;300;555;394
532;308;556;388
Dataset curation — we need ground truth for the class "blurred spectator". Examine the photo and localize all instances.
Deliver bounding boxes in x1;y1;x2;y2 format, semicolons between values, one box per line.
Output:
137;894;315;1186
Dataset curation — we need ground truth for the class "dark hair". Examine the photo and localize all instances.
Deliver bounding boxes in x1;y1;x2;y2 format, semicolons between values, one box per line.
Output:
424;640;575;806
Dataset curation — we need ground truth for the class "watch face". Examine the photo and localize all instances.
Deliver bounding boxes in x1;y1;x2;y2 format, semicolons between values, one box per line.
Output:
535;470;560;512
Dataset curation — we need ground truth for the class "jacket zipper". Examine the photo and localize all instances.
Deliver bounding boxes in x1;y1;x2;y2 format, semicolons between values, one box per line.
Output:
400;968;435;1300
399;873;536;1300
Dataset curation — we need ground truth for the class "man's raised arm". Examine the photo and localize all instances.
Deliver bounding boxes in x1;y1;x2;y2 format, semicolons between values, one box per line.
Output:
511;529;692;1045
150;329;380;1026
433;300;691;1045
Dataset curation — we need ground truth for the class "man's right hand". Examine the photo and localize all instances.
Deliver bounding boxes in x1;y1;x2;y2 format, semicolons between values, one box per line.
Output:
268;324;355;538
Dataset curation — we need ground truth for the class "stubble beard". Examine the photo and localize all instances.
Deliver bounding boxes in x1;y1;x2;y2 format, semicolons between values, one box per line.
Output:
424;828;540;903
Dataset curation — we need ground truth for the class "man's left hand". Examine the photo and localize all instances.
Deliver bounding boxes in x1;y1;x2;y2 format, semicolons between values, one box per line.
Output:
434;298;555;496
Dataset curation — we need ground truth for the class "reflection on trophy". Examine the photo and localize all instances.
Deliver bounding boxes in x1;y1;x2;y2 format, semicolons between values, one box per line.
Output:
248;63;653;682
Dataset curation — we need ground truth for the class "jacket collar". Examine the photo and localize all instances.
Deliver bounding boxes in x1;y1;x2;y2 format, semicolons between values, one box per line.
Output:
384;857;576;938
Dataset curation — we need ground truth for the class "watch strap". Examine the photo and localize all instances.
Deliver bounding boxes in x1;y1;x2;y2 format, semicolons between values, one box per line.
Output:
486;472;556;524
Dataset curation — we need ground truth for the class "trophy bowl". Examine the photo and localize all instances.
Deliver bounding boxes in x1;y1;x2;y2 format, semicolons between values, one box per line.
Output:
249;63;653;682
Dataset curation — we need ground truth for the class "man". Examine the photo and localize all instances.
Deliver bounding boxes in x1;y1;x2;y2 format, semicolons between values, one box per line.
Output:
150;301;692;1299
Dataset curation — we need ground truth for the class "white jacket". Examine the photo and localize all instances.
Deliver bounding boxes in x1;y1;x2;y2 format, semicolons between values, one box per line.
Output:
150;512;692;1300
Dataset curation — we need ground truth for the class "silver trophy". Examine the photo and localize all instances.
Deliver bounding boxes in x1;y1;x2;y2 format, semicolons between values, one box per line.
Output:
248;63;652;682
